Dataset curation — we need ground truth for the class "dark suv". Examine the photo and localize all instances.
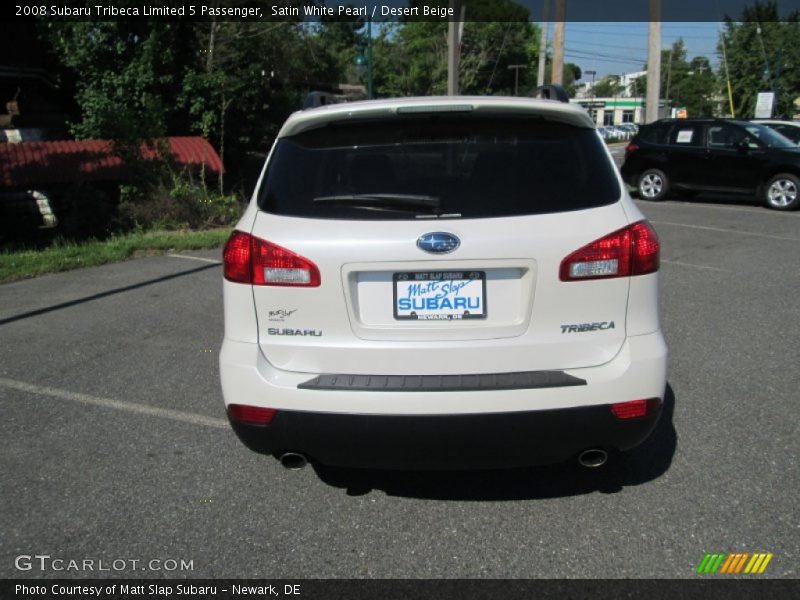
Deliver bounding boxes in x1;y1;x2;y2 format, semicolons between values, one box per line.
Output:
621;118;800;210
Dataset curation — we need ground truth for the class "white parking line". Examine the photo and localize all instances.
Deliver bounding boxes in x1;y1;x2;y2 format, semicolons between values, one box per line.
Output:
635;199;800;217
661;259;730;273
0;377;228;430
650;221;800;243
167;253;222;264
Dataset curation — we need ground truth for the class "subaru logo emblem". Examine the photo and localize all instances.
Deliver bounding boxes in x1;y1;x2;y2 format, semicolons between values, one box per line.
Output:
417;232;460;254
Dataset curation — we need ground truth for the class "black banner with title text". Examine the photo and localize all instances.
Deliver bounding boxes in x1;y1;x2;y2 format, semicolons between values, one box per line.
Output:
3;579;800;600
2;0;800;23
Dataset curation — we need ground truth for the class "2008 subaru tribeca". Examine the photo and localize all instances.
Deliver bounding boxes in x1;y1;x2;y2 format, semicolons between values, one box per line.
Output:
220;96;668;470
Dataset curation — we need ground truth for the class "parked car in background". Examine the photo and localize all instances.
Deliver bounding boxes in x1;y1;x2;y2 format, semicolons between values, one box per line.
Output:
617;123;639;136
752;119;800;146
220;95;667;471
622;118;800;210
598;126;628;143
608;126;633;140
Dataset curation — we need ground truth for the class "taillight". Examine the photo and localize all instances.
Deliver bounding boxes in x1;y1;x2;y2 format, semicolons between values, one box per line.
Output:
559;220;659;282
227;404;277;425
625;142;639;159
223;231;320;287
223;231;252;283
610;398;662;420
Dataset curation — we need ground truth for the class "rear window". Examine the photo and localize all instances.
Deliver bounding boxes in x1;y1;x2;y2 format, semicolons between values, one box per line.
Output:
771;124;800;144
741;122;795;148
257;115;620;220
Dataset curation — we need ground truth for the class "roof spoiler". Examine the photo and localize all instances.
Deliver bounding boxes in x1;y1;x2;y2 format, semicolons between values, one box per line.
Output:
530;84;570;103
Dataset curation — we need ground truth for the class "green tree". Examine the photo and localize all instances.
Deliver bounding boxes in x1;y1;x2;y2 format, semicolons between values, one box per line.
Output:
592;75;625;98
182;21;291;175
542;61;582;96
373;0;539;97
460;21;539;95
662;39;689;106
719;0;800;117
670;56;717;117
374;21;448;96
635;39;719;117
316;7;367;85
42;12;339;193
181;14;337;189
42;21;195;142
662;41;718;116
562;63;582;97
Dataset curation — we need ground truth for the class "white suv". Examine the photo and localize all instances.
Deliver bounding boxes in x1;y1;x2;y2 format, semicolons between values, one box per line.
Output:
220;96;667;470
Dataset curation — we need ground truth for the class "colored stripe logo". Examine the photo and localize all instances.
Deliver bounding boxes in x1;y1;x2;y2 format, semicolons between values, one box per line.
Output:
696;552;773;574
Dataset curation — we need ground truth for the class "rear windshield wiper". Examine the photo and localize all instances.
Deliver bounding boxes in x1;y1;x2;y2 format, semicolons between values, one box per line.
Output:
312;193;441;211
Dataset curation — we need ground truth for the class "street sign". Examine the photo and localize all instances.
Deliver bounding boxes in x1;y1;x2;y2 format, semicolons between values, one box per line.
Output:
755;92;775;119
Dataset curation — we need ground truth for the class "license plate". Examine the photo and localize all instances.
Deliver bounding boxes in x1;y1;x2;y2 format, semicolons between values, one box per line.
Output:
393;271;487;320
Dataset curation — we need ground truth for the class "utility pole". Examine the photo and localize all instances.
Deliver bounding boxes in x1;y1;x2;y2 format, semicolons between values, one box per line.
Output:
584;69;596;123
645;0;662;122
551;0;565;84
508;65;526;95
447;0;461;95
536;0;550;87
367;17;373;99
664;44;674;115
719;25;736;117
584;69;596;97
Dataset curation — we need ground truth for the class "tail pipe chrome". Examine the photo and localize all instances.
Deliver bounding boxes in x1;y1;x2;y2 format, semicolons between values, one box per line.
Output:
578;449;608;468
279;452;308;470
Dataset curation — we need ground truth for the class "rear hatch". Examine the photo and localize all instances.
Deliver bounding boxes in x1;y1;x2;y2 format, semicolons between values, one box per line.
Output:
249;107;631;375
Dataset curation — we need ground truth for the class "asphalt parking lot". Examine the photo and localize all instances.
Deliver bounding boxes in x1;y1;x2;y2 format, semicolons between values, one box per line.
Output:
1;198;798;579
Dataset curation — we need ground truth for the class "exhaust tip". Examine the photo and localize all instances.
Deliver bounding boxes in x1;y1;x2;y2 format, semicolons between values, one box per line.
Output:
578;449;608;468
279;452;308;470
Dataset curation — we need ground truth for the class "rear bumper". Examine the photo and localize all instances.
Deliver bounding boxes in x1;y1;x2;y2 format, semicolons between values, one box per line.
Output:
220;331;667;469
229;404;661;469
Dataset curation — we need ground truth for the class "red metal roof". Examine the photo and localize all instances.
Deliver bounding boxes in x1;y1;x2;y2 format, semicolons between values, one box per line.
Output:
0;137;223;189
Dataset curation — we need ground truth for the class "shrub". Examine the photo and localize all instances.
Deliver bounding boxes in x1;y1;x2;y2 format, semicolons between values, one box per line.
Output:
118;174;244;231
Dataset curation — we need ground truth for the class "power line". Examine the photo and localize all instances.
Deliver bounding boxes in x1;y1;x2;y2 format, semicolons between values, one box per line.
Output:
567;28;716;40
564;54;646;66
567;41;648;52
565;47;648;62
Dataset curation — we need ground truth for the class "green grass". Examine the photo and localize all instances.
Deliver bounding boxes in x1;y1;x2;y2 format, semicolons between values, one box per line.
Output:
0;229;231;284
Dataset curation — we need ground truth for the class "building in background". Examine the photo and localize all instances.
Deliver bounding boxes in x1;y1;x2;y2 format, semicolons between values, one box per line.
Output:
572;97;648;126
618;71;647;97
572;70;654;125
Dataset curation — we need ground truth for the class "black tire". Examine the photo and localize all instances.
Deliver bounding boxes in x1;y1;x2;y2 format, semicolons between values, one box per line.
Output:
637;168;669;201
763;173;800;211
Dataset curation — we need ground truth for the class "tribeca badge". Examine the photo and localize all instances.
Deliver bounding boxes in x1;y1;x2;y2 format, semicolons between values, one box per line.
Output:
696;552;773;575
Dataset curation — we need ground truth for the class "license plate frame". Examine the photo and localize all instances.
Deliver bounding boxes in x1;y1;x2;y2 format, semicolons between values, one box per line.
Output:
393;271;487;321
